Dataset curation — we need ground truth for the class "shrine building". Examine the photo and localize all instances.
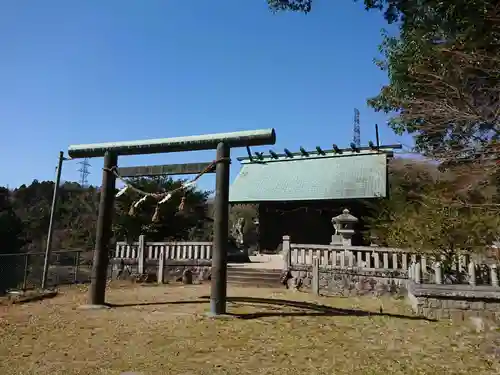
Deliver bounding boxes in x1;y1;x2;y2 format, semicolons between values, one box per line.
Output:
228;143;400;251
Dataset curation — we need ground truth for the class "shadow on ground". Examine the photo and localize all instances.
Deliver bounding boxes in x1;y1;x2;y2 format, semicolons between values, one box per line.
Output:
0;290;59;305
204;296;436;321
108;295;435;322
107;300;205;308
221;296;436;321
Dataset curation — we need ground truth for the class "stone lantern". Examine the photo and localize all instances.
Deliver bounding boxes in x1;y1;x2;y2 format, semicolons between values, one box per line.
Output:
331;209;358;246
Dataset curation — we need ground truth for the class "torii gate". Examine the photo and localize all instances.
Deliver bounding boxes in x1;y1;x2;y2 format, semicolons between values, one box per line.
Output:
67;129;276;316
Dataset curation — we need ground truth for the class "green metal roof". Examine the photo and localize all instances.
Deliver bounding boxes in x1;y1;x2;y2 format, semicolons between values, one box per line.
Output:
229;150;388;202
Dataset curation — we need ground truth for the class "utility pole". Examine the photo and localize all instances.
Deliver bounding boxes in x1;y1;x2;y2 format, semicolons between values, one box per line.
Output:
41;151;65;290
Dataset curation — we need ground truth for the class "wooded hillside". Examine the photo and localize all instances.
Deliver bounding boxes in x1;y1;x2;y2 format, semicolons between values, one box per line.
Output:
0;177;259;256
2;157;499;263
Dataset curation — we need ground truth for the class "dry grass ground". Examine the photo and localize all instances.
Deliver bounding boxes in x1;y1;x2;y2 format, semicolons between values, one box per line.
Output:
0;283;498;375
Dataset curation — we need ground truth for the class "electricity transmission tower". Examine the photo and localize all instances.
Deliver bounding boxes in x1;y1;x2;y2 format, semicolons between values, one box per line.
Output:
78;158;91;187
353;108;361;148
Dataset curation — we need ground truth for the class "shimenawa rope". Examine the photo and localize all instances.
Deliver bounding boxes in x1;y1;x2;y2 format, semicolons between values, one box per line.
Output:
104;157;228;222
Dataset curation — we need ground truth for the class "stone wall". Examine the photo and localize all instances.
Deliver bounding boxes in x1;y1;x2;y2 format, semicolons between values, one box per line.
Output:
290;265;408;297
407;282;500;321
158;260;212;283
109;258;212;283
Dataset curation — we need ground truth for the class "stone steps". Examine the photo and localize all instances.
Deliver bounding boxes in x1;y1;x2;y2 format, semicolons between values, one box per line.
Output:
227;267;283;288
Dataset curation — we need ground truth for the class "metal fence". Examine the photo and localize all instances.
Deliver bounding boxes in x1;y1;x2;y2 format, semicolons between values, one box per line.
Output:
0;249;104;291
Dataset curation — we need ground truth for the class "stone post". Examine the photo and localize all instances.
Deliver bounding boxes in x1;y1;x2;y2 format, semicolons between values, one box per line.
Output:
408;263;414;281
433;262;442;284
414;263;421;284
490;264;498;287
468;261;476;286
157;247;165;284
312;257;320;295
282;235;291;270
137;235;146;274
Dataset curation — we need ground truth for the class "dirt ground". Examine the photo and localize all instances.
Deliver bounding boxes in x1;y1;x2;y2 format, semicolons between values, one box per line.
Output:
0;283;498;375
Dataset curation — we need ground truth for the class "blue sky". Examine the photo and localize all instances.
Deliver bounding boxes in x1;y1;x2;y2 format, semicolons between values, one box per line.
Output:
0;0;411;192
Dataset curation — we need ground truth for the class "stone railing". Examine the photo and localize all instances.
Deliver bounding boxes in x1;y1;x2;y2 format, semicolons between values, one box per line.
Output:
112;235;213;282
283;236;469;273
281;235;411;295
408;260;499;286
281;235;497;298
115;235;212;260
282;235;500;321
282;235;472;274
